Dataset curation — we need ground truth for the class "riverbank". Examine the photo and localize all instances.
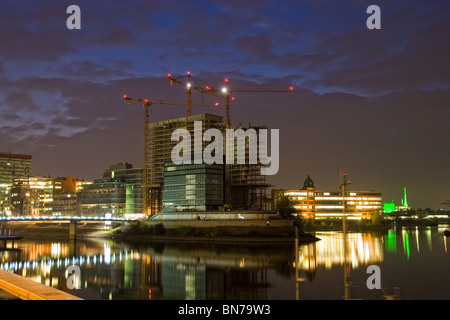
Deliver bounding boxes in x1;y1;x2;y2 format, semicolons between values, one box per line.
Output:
1;217;443;244
0;221;321;243
86;223;321;243
0;221;108;239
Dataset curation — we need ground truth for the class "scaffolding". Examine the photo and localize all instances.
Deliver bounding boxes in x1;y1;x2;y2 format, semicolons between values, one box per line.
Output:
225;124;270;210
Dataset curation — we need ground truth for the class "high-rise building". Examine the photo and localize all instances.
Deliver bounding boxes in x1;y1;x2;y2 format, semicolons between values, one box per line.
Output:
279;175;382;220
9;175;89;216
226;125;270;211
147;113;270;215
10;175;56;216
0;152;32;215
147;113;223;214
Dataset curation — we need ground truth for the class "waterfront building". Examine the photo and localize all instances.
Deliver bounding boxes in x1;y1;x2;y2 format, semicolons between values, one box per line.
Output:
52;192;78;216
10;175;57;216
147;113;223;214
9;175;90;216
383;202;396;214
383;187;410;213
162;162;224;212
148;113;270;215
279;175;382;220
0;152;32;215
78;162;143;218
52;177;91;216
226;124;270;211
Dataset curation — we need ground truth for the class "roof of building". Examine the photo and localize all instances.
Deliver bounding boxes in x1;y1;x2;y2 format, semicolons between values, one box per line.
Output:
0;153;32;160
303;175;315;189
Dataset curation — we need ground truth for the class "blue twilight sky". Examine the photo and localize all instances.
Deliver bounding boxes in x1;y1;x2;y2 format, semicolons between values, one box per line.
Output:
1;0;449;209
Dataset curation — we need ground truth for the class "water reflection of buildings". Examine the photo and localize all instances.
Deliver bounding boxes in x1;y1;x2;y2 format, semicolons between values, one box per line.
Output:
158;249;277;300
298;232;384;277
0;241;291;300
297;227;446;278
1;228;446;300
385;226;441;259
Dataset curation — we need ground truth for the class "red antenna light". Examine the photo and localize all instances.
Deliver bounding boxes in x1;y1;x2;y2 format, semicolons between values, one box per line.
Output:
123;94;127;98
289;86;294;91
187;71;191;76
224;78;229;83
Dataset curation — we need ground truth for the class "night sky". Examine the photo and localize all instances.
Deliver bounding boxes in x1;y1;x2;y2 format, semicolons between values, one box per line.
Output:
1;0;449;210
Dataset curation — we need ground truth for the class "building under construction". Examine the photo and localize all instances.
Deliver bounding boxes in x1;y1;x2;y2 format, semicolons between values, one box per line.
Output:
226;124;270;211
125;72;292;216
146;113;270;215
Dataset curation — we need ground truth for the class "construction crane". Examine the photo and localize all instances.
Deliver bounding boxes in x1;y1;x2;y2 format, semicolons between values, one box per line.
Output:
219;78;294;127
123;95;219;217
167;72;294;127
167;72;224;118
168;72;294;209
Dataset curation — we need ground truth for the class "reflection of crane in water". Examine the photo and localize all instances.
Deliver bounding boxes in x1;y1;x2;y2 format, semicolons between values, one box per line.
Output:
340;172;352;300
294;227;307;300
340;172;401;300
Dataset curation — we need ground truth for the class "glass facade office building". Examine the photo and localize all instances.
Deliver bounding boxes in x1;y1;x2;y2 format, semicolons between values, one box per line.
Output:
79;162;143;217
162;162;224;212
0;153;32;215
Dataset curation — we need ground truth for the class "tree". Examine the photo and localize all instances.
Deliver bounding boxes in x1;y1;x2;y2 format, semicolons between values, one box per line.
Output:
371;209;382;226
276;195;297;219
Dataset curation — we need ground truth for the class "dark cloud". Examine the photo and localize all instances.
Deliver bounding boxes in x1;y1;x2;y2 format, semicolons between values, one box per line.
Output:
56;60;136;80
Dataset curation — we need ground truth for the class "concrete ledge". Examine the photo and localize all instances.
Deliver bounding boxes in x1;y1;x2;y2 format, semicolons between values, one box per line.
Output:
151;211;278;221
148;219;293;229
0;269;82;300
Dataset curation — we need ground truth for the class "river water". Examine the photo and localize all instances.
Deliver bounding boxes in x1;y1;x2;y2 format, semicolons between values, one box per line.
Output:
1;225;449;300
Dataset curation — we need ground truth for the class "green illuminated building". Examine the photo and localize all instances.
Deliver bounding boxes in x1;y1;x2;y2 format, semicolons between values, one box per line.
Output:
383;202;396;214
383;187;410;213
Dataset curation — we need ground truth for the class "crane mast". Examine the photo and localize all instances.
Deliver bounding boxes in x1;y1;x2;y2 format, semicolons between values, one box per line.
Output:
123;95;219;216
